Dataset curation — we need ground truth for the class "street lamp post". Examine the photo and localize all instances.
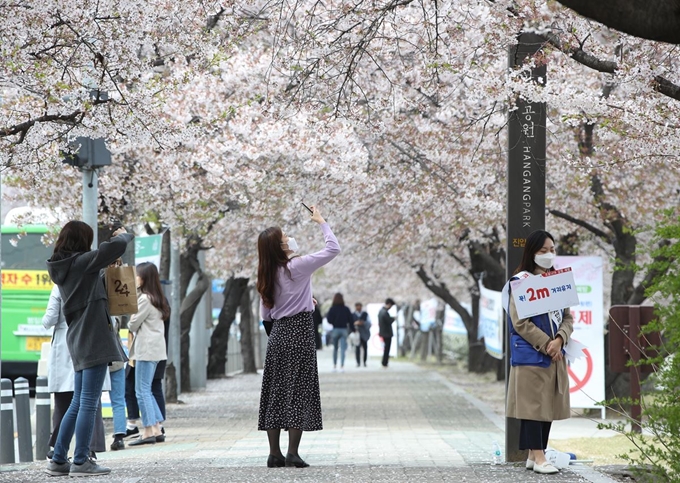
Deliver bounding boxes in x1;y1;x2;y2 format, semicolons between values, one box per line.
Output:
62;137;112;246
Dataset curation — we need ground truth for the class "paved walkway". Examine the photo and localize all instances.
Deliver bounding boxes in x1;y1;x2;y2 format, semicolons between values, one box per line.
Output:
1;349;617;482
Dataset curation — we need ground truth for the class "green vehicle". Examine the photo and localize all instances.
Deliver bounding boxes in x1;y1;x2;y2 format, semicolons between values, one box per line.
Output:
1;225;54;379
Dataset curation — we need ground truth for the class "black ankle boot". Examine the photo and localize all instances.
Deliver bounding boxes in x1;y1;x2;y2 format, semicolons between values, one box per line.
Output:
285;453;310;468
267;454;285;467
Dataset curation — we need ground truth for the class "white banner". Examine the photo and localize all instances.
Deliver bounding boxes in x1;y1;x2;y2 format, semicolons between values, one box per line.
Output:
479;282;503;360
555;256;605;410
443;304;469;335
511;268;580;319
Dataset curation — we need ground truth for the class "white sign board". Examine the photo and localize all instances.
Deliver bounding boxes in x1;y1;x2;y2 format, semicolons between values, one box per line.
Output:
511;268;580;319
554;256;605;410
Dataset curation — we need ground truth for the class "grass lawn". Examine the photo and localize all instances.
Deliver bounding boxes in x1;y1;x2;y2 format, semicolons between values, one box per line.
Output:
551;435;638;466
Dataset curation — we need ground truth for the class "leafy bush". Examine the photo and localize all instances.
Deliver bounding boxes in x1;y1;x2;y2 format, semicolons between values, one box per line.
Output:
600;209;680;481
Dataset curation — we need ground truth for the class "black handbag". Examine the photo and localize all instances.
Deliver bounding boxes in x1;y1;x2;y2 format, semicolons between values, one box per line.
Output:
263;320;274;336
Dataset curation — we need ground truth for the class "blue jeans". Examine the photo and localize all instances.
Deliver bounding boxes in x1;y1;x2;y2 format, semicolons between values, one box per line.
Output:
135;361;164;428
331;328;348;366
109;368;127;436
53;364;108;464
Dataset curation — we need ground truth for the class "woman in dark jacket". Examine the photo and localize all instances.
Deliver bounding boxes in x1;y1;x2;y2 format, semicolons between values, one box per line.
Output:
45;221;133;477
326;292;353;372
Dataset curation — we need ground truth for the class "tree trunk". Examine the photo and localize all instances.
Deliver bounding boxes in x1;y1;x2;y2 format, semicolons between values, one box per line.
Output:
178;235;208;393
555;0;680;45
159;229;171;281
179;272;210;393
239;286;257;374
207;276;248;378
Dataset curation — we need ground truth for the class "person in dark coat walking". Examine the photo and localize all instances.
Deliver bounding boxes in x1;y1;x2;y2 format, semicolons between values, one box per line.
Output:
378;298;396;368
45;222;133;477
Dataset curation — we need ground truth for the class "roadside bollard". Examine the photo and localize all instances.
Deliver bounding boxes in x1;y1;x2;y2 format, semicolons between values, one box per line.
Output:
0;378;16;464
14;377;33;462
35;376;51;461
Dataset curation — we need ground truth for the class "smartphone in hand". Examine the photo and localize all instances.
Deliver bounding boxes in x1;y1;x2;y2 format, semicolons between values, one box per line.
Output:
301;202;313;214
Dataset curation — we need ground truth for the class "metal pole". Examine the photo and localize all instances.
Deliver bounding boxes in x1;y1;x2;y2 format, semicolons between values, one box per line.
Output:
0;378;15;464
506;32;547;463
629;306;642;433
170;243;181;396
82;167;98;247
14;377;33;462
35;376;51;460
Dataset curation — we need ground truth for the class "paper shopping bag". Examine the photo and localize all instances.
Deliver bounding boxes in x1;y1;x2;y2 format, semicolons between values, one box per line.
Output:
105;265;138;316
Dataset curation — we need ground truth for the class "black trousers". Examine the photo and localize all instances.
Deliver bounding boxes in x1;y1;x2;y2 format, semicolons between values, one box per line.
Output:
49;392;106;451
125;365;166;421
381;337;392;367
355;339;368;365
519;419;552;450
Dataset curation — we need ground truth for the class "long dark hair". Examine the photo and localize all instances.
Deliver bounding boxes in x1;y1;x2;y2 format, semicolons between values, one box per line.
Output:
514;230;555;275
51;221;93;260
136;262;171;320
257;227;291;309
332;292;345;306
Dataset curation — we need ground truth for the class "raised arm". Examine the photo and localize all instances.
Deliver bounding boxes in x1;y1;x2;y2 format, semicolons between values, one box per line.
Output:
293;223;341;276
84;232;134;273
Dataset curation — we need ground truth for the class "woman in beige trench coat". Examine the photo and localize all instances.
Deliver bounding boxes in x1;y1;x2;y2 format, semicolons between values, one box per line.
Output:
505;230;574;475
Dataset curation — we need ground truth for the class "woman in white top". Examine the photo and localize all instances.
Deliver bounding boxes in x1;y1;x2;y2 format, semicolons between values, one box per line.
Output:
127;262;169;446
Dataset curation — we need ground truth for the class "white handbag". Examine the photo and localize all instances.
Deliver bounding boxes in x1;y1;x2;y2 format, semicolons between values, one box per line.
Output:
348;331;361;346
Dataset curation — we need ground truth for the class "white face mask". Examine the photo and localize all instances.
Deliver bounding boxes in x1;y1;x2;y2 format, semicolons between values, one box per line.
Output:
286;237;299;252
534;252;555;269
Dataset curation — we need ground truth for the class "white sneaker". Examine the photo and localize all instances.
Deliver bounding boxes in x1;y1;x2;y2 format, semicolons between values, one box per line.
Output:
339;368;345;373
533;462;559;474
332;367;337;372
525;459;534;470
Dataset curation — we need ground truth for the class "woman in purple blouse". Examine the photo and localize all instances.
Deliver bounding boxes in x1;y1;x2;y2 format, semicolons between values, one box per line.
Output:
256;205;340;468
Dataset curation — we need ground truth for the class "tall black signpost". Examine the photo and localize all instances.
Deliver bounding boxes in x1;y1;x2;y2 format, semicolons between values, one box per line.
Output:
506;32;547;462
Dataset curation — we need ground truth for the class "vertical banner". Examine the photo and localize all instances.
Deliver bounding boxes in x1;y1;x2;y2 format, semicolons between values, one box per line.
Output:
479;282;503;360
506;32;547;461
555;256;605;409
134;234;163;268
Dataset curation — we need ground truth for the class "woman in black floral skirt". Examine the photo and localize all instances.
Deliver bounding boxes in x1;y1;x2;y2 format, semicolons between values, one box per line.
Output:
257;205;340;468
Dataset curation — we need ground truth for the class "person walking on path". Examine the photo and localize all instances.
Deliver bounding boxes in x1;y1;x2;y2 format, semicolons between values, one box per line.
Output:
326;293;353;372
108;315;128;451
124;303;170;440
378;298;396;368
352;302;371;367
45;222;133;477
503;230;574;475
257;205;340;468
42;284;109;460
127;262;169;447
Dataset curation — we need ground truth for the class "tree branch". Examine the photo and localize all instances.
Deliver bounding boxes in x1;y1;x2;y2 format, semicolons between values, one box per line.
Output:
543;33;680;102
548;209;612;242
1;110;85;139
555;0;680;45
